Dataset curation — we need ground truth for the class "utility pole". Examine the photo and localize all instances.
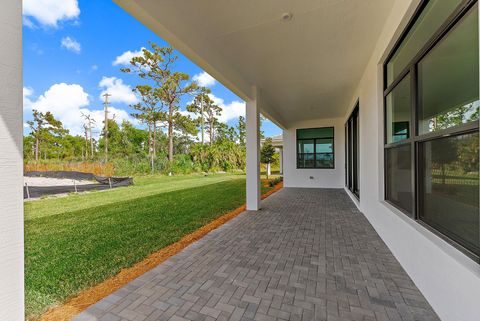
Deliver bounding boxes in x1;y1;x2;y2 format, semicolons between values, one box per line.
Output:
102;93;111;162
81;112;96;159
83;123;89;160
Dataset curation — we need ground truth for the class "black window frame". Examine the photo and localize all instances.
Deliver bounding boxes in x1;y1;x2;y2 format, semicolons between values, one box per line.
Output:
296;127;335;169
383;0;480;262
345;102;360;199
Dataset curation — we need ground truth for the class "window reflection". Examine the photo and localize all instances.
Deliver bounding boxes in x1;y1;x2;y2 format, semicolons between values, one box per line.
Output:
419;132;479;254
386;74;411;144
386;144;413;214
386;0;463;85
418;6;479;134
297;128;334;168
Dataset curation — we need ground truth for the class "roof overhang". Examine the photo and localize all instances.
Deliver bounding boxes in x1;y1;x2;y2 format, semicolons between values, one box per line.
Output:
114;0;396;128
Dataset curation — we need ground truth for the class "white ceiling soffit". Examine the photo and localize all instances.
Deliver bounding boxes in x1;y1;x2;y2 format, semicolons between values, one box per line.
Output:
114;0;396;128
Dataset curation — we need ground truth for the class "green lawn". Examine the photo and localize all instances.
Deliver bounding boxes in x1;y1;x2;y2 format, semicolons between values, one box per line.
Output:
25;174;272;318
25;174;243;220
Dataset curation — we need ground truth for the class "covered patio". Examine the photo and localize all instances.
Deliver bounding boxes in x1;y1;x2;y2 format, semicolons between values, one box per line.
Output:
1;0;479;319
74;188;438;321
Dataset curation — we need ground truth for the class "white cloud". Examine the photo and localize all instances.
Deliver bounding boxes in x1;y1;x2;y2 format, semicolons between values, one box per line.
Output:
193;71;216;87
78;107;136;138
23;0;80;28
23;17;36;29
24;83;89;135
61;36;81;54
209;94;245;123
179;93;244;142
23;87;35;110
24;83;136;137
181;93;245;124
99;77;138;105
113;48;145;66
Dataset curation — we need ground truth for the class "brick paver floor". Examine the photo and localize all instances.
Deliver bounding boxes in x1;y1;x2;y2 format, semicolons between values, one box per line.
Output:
73;188;440;321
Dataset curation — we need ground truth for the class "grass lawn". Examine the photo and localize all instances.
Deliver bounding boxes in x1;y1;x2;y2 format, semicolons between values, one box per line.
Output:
25;174;274;319
25;174;243;220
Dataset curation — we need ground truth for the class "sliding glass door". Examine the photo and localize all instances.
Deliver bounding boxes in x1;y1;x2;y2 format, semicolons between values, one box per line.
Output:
345;103;359;198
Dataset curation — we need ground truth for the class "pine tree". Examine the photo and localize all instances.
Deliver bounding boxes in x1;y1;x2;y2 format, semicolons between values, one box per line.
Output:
27;110;67;161
237;116;246;145
187;87;212;145
130;85;166;172
121;43;197;163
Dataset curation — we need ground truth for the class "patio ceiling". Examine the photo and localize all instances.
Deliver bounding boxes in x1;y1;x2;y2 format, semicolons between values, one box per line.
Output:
114;0;396;127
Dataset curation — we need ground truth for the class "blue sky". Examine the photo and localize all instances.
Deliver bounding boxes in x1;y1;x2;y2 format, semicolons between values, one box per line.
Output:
22;0;281;138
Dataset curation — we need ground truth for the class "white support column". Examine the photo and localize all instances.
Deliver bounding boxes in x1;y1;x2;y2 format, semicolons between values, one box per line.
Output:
279;147;283;175
246;90;261;210
0;1;24;320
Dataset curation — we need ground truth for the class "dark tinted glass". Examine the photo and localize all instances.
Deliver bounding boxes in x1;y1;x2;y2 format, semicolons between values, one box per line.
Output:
418;5;479;134
419;132;479;255
297;128;335;168
386;74;411;143
315;138;333;153
297;139;314;168
297;127;333;139
298;139;314;153
386;0;463;85
386;144;413;213
297;153;314;168
315;138;334;168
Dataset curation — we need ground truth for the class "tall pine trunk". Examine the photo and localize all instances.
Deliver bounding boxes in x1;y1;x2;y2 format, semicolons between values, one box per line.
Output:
152;121;157;173
153;121;157;158
84;129;89;160
89;127;94;158
148;122;153;173
209;119;214;146
35;136;39;161
201;100;204;145
168;103;174;162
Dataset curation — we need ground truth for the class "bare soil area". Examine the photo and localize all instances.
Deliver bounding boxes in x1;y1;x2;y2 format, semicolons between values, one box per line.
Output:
24;177;93;187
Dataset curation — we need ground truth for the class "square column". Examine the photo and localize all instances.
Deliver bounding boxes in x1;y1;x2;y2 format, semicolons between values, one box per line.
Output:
0;1;24;319
246;91;260;210
279;147;283;175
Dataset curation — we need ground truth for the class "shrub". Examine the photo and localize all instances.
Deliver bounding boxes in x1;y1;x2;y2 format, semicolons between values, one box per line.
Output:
268;176;283;187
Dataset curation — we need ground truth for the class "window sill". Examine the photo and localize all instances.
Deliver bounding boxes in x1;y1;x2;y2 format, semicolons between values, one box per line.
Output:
380;200;480;269
296;167;335;170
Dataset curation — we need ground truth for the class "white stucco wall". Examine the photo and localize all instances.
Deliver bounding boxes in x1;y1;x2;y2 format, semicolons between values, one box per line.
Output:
0;1;24;320
283;117;344;188
282;1;480;320
342;0;480;321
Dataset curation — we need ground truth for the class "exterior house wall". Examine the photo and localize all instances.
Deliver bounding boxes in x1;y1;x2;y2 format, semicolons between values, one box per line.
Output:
0;0;24;319
283;117;344;188
342;1;480;321
281;1;480;320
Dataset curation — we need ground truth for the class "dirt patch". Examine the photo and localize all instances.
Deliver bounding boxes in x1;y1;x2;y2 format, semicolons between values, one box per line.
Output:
24;177;93;187
37;182;283;321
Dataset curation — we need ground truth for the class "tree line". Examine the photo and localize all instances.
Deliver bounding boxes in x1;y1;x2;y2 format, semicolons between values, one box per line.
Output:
24;42;279;175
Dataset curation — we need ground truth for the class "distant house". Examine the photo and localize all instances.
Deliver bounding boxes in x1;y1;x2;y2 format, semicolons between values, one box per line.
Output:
261;134;283;174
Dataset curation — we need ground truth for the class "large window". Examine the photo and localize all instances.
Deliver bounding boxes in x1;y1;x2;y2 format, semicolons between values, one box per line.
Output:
384;0;479;259
297;127;334;169
345;103;359;198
